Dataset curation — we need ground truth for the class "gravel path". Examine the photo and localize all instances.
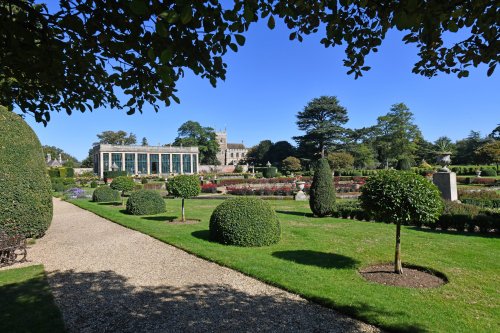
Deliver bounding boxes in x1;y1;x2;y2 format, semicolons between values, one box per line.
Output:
27;199;380;333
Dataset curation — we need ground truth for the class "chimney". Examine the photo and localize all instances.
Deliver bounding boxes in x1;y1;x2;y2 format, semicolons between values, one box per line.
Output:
58;154;62;164
47;153;51;162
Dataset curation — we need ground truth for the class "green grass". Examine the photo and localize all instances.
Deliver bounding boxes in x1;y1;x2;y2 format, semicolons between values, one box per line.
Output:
0;265;66;332
69;198;500;333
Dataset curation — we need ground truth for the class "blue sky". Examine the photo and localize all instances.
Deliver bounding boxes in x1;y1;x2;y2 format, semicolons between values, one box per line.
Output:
25;11;499;161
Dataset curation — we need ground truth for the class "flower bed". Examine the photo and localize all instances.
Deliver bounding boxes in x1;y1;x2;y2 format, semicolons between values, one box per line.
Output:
201;183;217;193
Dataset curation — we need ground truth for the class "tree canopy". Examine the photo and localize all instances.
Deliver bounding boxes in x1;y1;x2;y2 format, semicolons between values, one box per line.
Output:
96;130;137;145
294;96;349;157
2;1;497;124
372;103;421;167
172;120;219;165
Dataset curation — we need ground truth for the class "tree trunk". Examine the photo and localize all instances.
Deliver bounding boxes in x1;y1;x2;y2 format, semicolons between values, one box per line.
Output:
394;222;403;274
181;198;185;222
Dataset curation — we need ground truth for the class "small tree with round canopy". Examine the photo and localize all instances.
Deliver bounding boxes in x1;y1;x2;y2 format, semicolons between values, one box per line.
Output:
166;175;201;222
110;176;136;204
360;171;443;274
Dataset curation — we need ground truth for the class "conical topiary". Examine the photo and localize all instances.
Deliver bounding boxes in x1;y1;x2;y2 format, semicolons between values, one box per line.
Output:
309;158;335;217
0;106;53;237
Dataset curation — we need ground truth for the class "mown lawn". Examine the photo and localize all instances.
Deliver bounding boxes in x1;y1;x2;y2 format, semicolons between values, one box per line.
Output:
0;265;66;333
70;198;499;333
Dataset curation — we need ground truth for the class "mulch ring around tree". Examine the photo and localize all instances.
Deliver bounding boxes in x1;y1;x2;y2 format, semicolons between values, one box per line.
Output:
359;263;448;288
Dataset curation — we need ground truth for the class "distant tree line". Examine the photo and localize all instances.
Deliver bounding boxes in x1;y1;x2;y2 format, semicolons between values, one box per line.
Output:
52;101;499;172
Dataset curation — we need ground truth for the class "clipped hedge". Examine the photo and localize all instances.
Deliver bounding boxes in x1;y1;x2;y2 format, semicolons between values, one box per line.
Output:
481;168;497;177
92;186;120;202
263;167;277;178
0;106;53;238
209;197;281;247
126;190;165;215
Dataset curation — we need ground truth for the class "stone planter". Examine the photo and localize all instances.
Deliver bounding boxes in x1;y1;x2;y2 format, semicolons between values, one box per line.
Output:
435;152;452;172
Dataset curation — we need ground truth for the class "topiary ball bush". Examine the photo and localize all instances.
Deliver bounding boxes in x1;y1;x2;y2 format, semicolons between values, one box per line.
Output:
309;158;336;217
209;197;281;247
360;171;444;226
0;106;53;238
126;190;165;215
481;168;497;177
90;181;98;188
92;186;121;202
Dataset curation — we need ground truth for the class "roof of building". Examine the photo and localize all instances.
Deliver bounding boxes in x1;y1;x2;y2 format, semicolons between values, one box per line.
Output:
227;143;246;149
47;160;63;167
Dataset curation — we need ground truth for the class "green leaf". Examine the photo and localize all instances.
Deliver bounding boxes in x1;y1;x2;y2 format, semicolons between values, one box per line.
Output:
487;64;496;77
229;43;238;52
180;6;192;24
160;49;173;64
147;48;155;61
235;34;246;46
156;21;168;37
267;15;275;30
129;0;148;16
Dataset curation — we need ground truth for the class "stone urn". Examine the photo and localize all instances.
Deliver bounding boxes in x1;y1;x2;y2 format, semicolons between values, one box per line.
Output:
476;170;482;177
435;152;452;172
295;181;307;201
296;181;305;191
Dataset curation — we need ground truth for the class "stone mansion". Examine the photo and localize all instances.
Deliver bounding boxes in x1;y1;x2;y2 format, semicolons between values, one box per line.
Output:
216;131;249;165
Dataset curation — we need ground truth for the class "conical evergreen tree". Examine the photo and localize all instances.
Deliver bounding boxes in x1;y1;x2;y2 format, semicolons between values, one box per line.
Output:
309;158;335;217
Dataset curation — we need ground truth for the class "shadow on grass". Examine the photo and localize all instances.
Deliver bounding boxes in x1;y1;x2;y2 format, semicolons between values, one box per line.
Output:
97;202;122;206
191;230;215;242
141;216;178;222
0;267;65;333
275;210;315;218
39;269;428;333
272;250;359;269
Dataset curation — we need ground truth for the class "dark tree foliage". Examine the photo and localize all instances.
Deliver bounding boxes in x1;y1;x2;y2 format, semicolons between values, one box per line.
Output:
266;141;296;165
309;158;335;217
172;120;219;165
294;96;349;157
246;140;273;166
96;130;137;145
2;1;496;124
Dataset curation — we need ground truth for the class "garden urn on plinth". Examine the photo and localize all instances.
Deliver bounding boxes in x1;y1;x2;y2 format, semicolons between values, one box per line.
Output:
435;152;452;172
295;181;307;201
433;152;458;201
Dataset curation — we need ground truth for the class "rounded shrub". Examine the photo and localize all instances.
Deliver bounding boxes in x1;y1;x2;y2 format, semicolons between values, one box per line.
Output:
90;181;98;188
209;197;281;247
141;177;148;184
0;106;53;238
360;171;444;226
481;168;497;177
92;186;120;202
126;190;165;215
309;158;335;217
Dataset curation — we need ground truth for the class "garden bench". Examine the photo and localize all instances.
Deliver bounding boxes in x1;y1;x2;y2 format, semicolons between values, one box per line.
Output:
0;231;27;267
